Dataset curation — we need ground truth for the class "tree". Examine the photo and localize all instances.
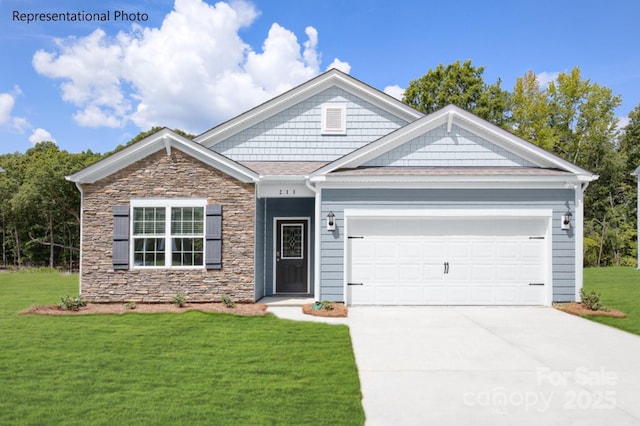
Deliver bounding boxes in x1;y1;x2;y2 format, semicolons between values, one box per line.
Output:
511;67;626;266
511;70;557;151
403;60;511;126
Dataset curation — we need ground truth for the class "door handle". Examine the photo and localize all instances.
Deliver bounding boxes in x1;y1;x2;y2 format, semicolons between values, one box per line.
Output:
444;262;449;274
276;250;280;262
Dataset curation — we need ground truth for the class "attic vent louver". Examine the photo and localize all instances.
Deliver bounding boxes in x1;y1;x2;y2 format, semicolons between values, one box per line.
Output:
322;104;346;135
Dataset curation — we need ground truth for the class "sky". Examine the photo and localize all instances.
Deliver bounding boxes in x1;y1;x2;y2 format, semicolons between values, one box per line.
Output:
1;0;639;155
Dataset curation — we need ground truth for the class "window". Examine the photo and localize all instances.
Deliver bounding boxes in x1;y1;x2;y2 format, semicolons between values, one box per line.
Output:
321;104;346;135
132;203;205;268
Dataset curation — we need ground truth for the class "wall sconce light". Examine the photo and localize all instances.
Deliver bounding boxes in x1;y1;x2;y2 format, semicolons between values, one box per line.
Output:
561;211;572;230
327;211;336;231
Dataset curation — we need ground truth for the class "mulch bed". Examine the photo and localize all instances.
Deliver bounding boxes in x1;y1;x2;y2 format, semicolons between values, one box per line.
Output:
302;303;348;318
554;302;626;318
20;303;269;316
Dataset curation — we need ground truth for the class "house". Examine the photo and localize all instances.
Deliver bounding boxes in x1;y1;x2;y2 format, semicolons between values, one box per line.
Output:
67;69;598;306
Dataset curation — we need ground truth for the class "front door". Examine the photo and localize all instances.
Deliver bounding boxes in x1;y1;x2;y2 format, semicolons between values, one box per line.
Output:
275;219;308;293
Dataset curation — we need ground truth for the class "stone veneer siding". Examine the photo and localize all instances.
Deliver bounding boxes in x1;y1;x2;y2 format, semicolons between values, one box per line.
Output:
80;149;255;303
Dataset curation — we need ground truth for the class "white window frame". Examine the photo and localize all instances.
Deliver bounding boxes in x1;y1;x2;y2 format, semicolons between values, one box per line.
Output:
130;199;207;269
321;104;347;135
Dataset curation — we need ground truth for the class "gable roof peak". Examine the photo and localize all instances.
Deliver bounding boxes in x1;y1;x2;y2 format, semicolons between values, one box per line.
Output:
194;70;423;147
66;128;258;184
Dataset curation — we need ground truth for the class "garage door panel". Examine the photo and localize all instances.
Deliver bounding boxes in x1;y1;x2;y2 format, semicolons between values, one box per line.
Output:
471;242;494;258
447;286;470;304
448;242;470;258
423;286;446;304
496;242;518;258
470;286;494;303
424;264;445;280
447;263;472;282
521;286;545;303
495;287;518;304
347;217;548;306
376;263;400;281
398;286;421;303
496;265;518;281
398;241;422;258
399;264;422;281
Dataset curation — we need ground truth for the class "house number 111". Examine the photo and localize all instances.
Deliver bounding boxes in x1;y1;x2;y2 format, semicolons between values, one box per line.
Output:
279;189;296;195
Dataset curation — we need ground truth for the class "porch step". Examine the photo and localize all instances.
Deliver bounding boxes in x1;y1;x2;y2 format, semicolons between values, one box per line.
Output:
258;296;314;307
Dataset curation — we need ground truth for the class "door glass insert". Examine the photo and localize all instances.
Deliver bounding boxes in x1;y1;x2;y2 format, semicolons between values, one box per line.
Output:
281;224;304;259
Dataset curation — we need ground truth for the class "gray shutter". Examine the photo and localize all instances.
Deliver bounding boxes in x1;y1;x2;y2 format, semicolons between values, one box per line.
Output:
205;204;222;269
113;205;130;270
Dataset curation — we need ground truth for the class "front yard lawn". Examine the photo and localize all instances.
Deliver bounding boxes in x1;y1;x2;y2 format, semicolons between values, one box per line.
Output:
0;270;364;425
583;267;640;336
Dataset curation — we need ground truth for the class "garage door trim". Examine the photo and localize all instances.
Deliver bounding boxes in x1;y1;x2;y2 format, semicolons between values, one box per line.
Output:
344;209;553;306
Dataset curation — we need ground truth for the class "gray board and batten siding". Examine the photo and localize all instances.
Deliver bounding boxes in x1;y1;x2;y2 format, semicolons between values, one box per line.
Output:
319;188;576;302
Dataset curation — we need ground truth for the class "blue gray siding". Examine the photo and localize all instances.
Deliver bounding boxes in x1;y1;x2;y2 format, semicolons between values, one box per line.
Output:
319;188;575;302
364;124;536;167
259;198;315;296
212;87;409;162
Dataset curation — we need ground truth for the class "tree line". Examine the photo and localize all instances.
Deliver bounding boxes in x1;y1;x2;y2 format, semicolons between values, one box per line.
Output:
1;61;638;269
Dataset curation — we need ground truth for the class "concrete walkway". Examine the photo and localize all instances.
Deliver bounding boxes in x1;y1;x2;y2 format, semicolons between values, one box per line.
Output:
348;306;640;425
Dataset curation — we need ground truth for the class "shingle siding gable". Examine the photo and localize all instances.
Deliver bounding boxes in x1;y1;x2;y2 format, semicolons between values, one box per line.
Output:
211;87;409;162
363;124;537;168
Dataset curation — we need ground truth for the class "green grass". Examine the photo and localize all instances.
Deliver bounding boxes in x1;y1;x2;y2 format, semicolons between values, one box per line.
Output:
583;267;640;336
0;270;364;425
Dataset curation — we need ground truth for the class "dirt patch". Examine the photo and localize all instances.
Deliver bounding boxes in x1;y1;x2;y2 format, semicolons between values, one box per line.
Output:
554;302;626;318
302;303;348;318
20;303;269;316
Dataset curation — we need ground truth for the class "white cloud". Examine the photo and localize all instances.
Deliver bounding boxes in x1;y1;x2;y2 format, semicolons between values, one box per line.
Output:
536;71;560;88
32;0;348;134
0;91;30;132
0;93;14;125
28;128;56;145
384;85;404;100
326;58;351;74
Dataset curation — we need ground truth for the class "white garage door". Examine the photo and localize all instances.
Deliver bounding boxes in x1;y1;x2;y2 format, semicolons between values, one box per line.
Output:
347;216;549;306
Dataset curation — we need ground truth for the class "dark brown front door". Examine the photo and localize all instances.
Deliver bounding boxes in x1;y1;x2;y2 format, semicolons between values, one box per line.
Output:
276;219;308;293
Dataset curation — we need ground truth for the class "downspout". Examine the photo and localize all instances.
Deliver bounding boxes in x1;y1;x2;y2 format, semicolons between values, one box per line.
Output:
305;177;321;302
575;181;590;302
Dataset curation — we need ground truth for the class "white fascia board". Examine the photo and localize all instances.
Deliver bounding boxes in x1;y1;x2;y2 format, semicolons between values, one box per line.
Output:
66;129;258;184
195;70;422;147
258;175;307;181
314;175;582;190
66;128;174;183
174;138;258;183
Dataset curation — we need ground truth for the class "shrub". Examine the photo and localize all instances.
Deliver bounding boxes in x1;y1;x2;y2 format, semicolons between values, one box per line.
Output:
580;289;602;311
172;293;187;307
125;301;137;310
221;295;236;308
319;300;335;311
57;294;87;311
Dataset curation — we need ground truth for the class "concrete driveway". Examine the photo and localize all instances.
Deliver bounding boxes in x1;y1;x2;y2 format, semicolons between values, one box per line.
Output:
348;307;640;426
